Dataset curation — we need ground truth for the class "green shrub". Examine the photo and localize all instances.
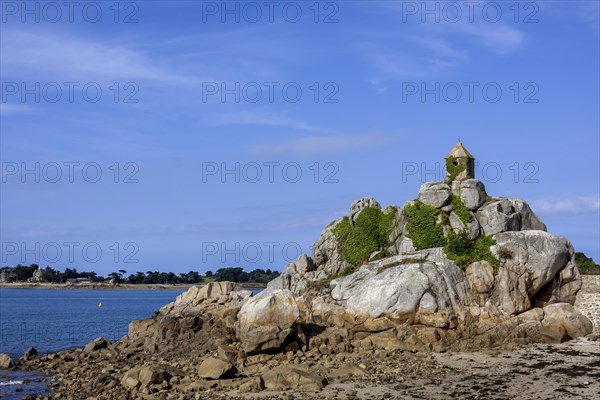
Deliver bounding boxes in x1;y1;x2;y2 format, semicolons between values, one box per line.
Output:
451;195;473;223
404;201;446;250
444;231;499;271
333;207;396;267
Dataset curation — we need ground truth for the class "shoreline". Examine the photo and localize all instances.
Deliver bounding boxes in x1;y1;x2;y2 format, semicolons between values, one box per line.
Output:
0;282;267;291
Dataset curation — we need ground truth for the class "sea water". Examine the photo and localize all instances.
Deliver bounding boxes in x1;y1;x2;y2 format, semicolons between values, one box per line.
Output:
0;288;185;398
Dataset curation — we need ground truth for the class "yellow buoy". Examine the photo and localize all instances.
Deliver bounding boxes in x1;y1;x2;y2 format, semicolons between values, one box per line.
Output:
98;302;102;308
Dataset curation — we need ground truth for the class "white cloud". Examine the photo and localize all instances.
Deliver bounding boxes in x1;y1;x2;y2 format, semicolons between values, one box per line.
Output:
246;132;390;156
210;110;333;133
0;28;200;84
531;196;600;215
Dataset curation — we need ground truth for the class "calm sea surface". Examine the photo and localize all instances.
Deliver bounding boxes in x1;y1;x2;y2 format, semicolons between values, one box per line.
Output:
0;288;185;398
0;289;186;359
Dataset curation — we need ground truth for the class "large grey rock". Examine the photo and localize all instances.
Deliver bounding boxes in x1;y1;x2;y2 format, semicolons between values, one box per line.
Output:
477;199;521;236
477;198;546;236
418;181;452;208
459;179;486;210
493;231;570;296
330;249;467;327
236;289;300;353
490;231;572;314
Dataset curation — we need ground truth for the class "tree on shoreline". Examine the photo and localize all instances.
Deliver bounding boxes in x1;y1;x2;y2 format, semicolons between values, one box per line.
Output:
1;264;280;284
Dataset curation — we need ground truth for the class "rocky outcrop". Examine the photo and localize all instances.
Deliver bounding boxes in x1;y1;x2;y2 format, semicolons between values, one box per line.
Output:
243;178;590;353
158;281;252;317
19;176;594;399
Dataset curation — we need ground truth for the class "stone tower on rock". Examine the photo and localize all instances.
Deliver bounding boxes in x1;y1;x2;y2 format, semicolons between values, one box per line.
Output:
445;141;475;183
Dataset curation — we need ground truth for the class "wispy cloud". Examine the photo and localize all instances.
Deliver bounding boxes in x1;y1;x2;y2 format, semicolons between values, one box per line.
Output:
0;104;33;115
449;22;525;55
246;132;390;156
0;28;201;85
361;7;526;91
365;37;469;91
210;110;333;133
531;196;600;215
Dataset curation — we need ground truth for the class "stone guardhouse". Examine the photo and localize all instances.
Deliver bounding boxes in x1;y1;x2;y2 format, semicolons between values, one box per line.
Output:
445;141;475;184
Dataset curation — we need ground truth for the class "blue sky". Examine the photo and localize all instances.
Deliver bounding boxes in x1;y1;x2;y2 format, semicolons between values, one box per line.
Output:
1;1;599;276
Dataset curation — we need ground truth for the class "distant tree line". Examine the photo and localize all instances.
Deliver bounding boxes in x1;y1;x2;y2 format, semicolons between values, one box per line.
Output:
0;265;103;283
0;265;280;284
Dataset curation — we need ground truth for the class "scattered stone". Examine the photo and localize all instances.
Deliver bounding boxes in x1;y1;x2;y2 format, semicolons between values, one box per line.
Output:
239;377;264;393
262;367;327;391
84;337;110;353
0;353;16;369
198;356;235;379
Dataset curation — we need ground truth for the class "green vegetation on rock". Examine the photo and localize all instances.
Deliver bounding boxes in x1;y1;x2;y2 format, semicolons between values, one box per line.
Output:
333;207;396;267
575;252;600;275
444;232;500;272
404;201;446;250
403;200;500;272
451;195;473;223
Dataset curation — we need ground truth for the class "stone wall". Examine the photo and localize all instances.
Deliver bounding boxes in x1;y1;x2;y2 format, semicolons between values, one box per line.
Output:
574;275;600;335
